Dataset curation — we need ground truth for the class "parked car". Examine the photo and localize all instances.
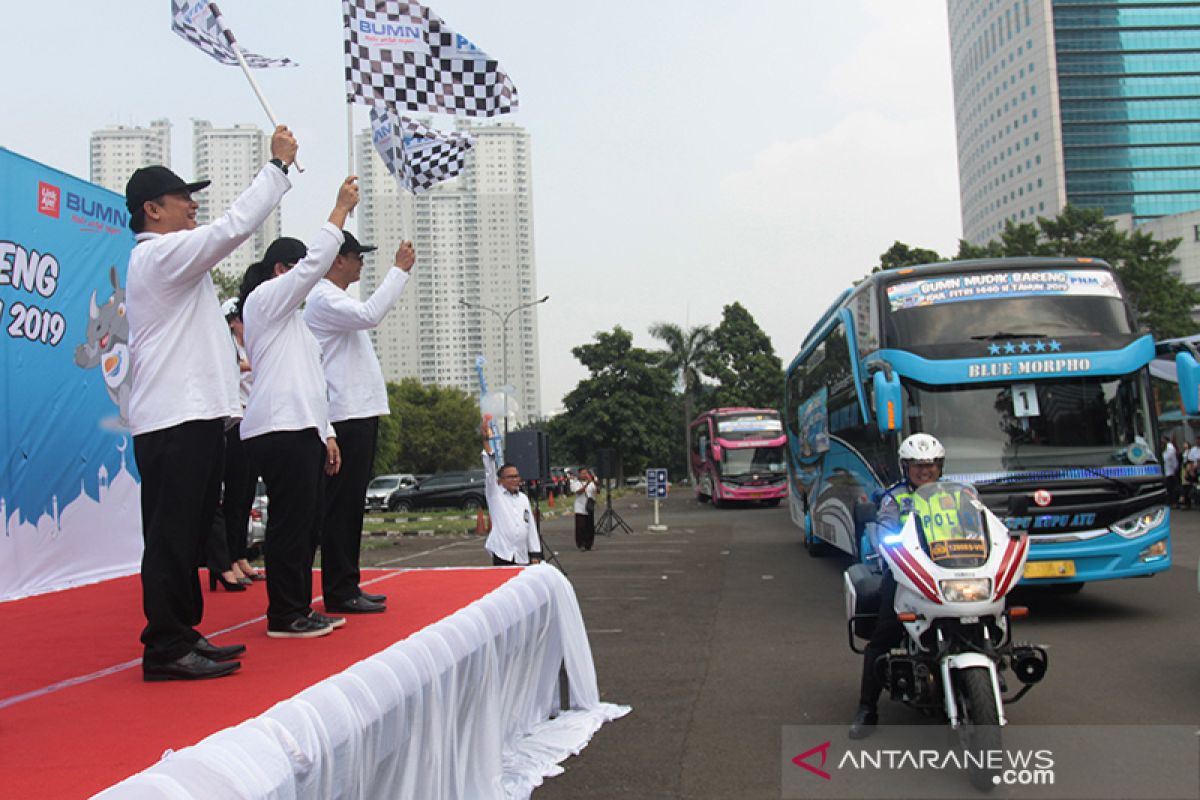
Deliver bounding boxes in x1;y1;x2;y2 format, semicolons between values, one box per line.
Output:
387;470;488;512
246;478;267;558
365;473;417;511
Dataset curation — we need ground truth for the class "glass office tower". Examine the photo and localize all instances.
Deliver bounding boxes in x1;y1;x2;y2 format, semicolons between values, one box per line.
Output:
949;0;1200;244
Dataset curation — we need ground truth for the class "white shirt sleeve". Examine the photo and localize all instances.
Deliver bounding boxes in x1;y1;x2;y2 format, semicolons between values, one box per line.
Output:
306;268;410;332
249;224;344;324
482;449;504;508
527;505;541;555
144;165;290;287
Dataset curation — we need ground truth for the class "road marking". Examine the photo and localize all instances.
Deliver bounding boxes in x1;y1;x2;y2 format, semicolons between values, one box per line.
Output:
590;629;623;634
373;540;475;565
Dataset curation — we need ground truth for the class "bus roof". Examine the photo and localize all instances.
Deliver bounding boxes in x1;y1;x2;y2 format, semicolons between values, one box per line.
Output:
864;256;1115;287
792;256;1119;363
690;407;779;424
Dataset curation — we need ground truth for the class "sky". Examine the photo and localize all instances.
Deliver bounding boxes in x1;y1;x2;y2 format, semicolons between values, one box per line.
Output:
0;0;964;413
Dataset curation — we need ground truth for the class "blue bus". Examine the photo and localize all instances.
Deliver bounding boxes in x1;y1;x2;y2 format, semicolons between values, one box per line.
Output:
784;257;1180;589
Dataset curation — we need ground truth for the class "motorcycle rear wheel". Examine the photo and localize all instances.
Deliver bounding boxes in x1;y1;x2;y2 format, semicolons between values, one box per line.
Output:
956;666;1002;791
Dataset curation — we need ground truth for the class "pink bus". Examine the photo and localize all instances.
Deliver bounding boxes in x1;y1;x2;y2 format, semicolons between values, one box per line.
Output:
690;407;789;507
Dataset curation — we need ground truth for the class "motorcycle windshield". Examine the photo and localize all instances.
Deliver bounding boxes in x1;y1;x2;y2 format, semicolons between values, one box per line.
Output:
909;481;991;569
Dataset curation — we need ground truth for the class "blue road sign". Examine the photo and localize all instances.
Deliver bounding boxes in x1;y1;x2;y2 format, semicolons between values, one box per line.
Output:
646;468;668;498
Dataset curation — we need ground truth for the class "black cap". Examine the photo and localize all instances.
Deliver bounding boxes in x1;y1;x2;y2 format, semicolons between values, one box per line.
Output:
261;237;308;267
339;231;378;256
124;165;211;213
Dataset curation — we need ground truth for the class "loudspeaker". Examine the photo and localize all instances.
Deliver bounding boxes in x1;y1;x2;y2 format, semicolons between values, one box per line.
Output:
505;429;550;483
594;448;620;480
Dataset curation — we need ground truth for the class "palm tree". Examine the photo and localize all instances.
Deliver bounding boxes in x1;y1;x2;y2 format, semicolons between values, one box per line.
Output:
649;322;713;479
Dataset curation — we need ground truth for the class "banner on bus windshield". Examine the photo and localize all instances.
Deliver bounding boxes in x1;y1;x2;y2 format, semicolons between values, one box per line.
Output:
886;269;1121;312
717;417;783;435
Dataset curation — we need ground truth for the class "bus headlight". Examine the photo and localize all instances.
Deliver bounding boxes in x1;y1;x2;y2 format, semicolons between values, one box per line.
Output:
939;578;992;603
1109;506;1166;539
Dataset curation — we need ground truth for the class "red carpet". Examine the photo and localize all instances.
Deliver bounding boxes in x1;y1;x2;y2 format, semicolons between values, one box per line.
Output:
0;568;519;798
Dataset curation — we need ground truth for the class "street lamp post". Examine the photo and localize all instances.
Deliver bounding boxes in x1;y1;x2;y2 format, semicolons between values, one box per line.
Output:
460;294;549;434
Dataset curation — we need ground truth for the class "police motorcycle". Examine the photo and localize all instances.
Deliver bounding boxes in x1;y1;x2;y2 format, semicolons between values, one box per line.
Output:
845;481;1049;789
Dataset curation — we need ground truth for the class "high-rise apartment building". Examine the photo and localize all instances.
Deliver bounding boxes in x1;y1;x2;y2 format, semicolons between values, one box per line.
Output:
356;119;542;424
89;119;172;193
948;0;1200;244
192;119;281;281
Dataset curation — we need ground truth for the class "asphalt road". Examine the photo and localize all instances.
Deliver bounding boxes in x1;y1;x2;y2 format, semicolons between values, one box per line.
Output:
369;491;1200;799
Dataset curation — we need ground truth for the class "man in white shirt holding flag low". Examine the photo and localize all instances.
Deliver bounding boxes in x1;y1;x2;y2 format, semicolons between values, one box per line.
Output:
304;234;416;614
480;418;541;566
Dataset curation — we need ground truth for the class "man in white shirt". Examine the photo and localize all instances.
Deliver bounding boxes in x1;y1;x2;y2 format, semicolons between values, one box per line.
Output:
125;125;296;681
304;233;415;613
571;469;598;551
480;418;542;565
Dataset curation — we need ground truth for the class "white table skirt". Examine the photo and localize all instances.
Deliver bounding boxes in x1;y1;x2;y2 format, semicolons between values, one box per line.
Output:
95;565;629;799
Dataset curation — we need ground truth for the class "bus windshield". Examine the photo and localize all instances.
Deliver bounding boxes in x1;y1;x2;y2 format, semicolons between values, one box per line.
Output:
715;414;784;441
905;375;1155;474
883;268;1133;346
719;445;787;478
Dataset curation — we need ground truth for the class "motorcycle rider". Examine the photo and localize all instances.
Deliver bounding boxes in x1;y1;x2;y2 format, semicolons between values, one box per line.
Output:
849;432;946;739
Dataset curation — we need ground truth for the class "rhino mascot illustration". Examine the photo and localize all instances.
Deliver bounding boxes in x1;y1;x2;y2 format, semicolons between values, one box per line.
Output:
74;266;131;427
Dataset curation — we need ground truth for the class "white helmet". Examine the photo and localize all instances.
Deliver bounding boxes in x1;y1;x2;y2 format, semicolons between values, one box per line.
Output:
898;433;945;467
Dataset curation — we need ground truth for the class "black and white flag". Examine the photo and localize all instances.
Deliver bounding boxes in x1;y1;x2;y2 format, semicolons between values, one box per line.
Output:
344;1;517;117
171;0;298;68
371;107;474;194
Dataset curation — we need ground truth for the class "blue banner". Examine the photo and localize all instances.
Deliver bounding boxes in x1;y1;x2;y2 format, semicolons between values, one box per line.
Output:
0;148;142;599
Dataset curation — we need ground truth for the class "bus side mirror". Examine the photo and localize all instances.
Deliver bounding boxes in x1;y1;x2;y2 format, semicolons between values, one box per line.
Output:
873;370;903;433
1177;352;1200;416
711;444;722;461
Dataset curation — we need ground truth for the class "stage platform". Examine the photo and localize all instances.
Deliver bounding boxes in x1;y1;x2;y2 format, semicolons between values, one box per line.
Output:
0;564;627;798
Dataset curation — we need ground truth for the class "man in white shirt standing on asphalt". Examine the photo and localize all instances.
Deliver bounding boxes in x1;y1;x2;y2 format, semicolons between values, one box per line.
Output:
480;418;542;566
304;233;415;614
125;125;297;681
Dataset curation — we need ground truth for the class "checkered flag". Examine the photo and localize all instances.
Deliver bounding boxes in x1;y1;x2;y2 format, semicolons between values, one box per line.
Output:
171;0;297;68
370;106;474;194
344;1;517;117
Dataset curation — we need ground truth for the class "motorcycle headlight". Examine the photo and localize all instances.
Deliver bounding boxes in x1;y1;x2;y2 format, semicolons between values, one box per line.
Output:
939;578;992;603
1109;506;1166;540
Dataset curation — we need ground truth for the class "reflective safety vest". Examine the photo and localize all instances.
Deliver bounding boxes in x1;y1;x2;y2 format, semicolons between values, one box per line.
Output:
908;490;965;542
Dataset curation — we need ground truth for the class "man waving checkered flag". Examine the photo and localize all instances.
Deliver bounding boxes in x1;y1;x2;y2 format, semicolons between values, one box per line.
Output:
370;106;474;194
171;0;297;68
344;1;518;117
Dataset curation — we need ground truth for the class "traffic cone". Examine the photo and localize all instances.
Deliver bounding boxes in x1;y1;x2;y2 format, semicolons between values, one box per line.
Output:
548;491;555;508
475;508;489;535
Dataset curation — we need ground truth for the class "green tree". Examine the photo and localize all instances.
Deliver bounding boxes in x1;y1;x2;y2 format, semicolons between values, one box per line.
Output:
648;322;713;477
550;327;678;479
876;241;945;272
703;302;783;411
955;206;1197;338
212;269;241;302
373;378;480;475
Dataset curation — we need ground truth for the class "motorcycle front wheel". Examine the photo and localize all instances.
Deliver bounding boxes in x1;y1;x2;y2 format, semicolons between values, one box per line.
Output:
955;666;1002;791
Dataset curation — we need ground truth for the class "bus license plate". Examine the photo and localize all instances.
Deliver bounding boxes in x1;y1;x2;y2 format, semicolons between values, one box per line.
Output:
1024;560;1076;579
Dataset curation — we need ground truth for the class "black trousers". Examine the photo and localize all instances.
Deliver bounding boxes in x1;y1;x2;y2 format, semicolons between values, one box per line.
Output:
222;422;257;563
321;417;378;605
134;418;225;665
859;571;905;708
245;429;325;627
574;512;595;550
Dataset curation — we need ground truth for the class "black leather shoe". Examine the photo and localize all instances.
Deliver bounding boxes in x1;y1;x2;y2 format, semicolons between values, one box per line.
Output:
326;595;386;614
192;636;246;662
848;705;879;740
359;591;387;604
143;651;241;682
267;616;333;638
